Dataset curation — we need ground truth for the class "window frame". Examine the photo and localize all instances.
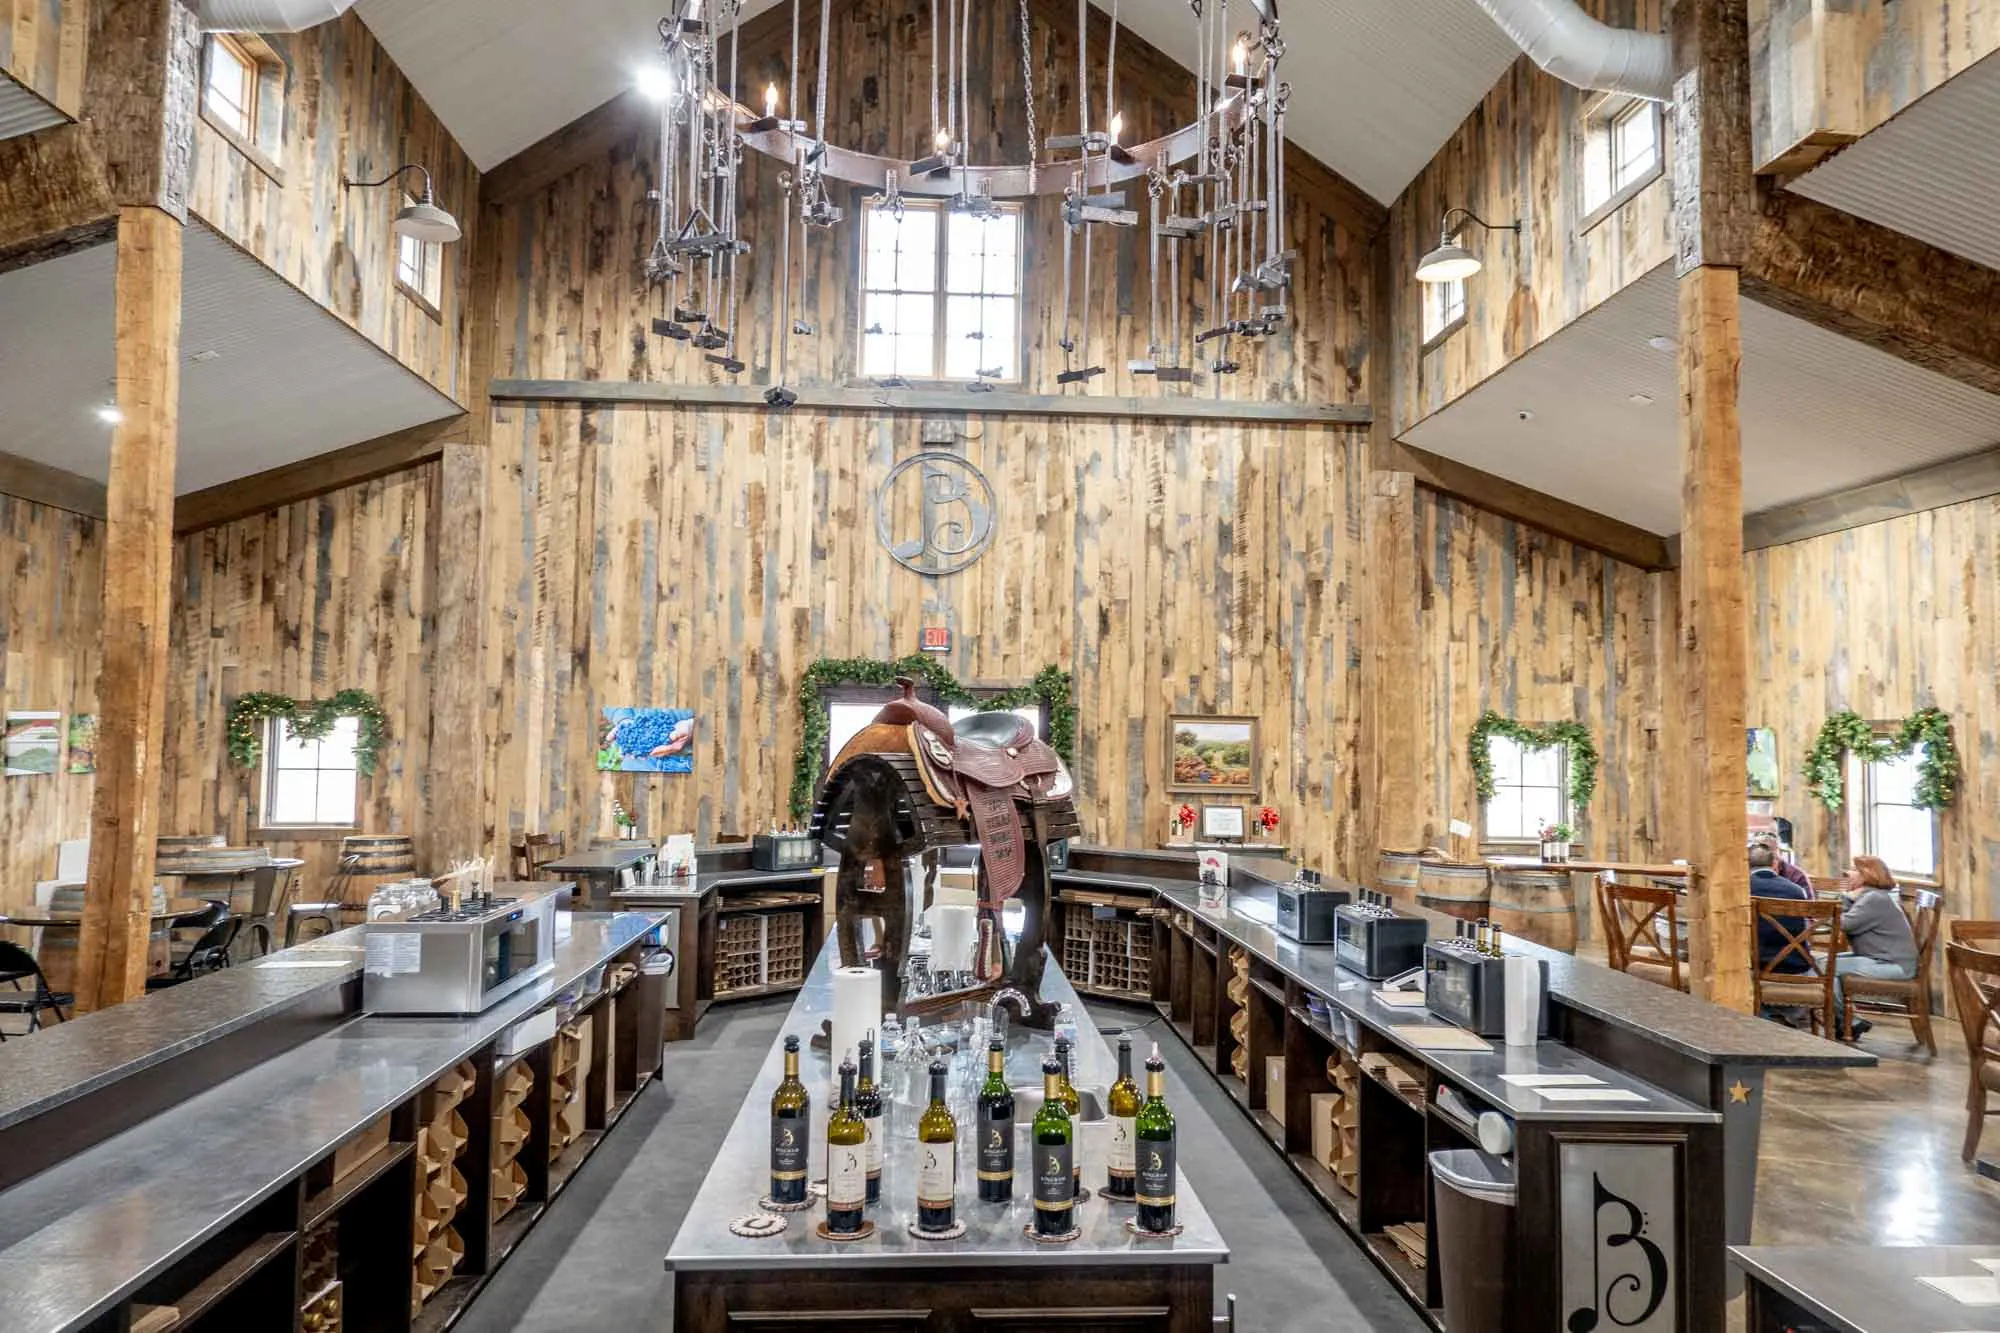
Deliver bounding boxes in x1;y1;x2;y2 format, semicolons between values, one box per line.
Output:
1578;95;1664;233
1844;728;1942;883
395;192;446;318
1420;275;1466;351
203;34;258;141
856;199;1025;385
199;33;287;185
257;715;363;834
1480;731;1571;850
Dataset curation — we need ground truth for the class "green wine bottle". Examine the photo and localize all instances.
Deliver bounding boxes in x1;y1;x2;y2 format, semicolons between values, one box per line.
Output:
768;1035;810;1204
976;1038;1014;1202
825;1055;868;1234
1105;1036;1140;1200
1054;1037;1081;1198
856;1036;884;1205
1031;1058;1075;1236
916;1059;957;1231
1135;1045;1177;1234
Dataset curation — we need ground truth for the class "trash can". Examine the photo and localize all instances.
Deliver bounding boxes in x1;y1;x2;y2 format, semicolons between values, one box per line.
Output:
1429;1148;1516;1333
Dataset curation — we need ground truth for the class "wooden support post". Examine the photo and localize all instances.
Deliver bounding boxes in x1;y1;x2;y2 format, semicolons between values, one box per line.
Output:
1672;0;1755;1012
1364;470;1426;860
76;206;183;1011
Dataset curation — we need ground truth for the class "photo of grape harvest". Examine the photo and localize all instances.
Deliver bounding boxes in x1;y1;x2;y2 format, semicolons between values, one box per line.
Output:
1169;718;1256;792
598;707;696;773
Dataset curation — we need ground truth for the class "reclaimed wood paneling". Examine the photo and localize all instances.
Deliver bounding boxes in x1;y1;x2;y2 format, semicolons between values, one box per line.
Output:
1746;499;2000;921
1387;0;1673;434
162;465;437;901
187;11;479;400
1;0;87;116
0;497;102;921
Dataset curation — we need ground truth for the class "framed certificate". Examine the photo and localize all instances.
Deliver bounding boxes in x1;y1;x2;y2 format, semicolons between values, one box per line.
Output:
1200;804;1247;840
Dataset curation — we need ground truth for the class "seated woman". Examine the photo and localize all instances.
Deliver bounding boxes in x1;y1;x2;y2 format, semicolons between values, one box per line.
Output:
1833;855;1918;1042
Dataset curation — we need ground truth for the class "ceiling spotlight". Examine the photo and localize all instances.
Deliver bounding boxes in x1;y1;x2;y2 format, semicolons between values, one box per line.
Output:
1628;392;1654;406
1646;335;1677;352
343;164;462;244
96;403;123;425
637;61;675;101
189;349;222;363
1416;207;1521;285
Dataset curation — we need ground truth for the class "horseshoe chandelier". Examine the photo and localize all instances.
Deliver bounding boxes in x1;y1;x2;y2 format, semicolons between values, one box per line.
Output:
641;0;1292;402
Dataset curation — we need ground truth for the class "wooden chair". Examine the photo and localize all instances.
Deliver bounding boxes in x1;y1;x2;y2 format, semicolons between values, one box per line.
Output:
1598;877;1687;992
1951;920;2000;950
1841;889;1941;1055
510;832;566;881
1947;942;2000;1160
1752;898;1844;1038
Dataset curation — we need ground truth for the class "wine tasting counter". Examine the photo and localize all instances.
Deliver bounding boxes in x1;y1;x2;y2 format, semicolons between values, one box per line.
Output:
664;942;1228;1333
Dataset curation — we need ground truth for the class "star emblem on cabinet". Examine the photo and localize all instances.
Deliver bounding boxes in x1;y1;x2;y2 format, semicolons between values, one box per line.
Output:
1728;1080;1753;1105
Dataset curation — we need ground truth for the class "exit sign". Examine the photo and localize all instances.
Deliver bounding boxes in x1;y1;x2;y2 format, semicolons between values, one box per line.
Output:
919;627;952;654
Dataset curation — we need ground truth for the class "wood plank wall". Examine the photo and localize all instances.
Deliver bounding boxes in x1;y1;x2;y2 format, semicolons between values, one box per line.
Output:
1746;498;2000;920
0;496;102;919
0;0;86;117
159;466;437;900
186;11;479;400
1386;0;1672;435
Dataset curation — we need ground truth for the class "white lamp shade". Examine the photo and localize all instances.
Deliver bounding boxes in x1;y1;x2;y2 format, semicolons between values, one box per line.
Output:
1416;242;1481;284
394;200;461;244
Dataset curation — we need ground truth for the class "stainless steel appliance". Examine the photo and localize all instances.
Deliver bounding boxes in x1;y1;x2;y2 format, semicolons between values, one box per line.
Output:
363;888;559;1015
1274;868;1349;944
1422;939;1549;1038
1332;891;1430;979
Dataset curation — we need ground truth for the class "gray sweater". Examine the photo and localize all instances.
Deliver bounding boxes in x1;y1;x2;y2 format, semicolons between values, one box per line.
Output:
1843;888;1919;971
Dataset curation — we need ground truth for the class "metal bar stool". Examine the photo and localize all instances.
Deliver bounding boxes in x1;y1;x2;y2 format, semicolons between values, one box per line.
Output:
285;855;357;948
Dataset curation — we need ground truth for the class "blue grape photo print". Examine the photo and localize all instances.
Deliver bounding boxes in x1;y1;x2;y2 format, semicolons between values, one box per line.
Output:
599;707;696;773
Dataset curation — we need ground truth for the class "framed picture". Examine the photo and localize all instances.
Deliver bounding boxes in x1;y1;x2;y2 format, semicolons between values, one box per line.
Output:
1167;714;1259;795
598;707;696;773
1200;804;1247;840
1746;727;1779;799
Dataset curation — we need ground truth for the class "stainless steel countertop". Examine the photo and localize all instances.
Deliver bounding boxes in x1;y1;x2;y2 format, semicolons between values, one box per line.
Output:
0;911;667;1333
1731;1244;2000;1332
664;944;1229;1271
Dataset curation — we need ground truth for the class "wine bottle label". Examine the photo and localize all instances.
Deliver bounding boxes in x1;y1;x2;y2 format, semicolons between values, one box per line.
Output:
977;1109;1014;1181
1033;1142;1074;1210
770;1116;807;1181
1136;1138;1177;1207
1108;1114;1137;1179
917;1143;956;1206
863;1112;882;1176
828;1143;867;1207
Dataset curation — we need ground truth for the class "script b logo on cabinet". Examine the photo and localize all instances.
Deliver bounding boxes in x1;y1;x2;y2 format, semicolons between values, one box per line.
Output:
1559;1141;1679;1332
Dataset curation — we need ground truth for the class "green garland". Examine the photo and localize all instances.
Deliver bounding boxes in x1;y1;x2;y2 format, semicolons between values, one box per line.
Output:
1467;711;1601;813
788;656;1074;820
1803;706;1958;811
227;689;389;778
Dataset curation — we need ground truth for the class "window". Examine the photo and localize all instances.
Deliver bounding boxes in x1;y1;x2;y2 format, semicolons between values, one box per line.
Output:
860;201;1021;382
397;195;444;309
1581;98;1663;217
1422;276;1465;345
1848;744;1939;880
822;688;1044;769
1482;733;1567;843
204;35;257;140
262;717;361;827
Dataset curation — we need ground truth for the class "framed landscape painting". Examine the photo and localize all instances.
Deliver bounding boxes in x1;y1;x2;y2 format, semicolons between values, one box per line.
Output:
1167;715;1259;795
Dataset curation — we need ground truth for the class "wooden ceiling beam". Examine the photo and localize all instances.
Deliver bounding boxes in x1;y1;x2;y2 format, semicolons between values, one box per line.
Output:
172;414;470;533
0;122;115;272
1744;188;2000;396
1744;445;2000;550
0;449;107;518
481;91;652;208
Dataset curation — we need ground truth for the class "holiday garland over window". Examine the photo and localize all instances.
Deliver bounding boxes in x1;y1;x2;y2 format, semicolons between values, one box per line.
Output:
226;689;389;778
1467;711;1601;813
1802;707;1958;811
788;656;1074;820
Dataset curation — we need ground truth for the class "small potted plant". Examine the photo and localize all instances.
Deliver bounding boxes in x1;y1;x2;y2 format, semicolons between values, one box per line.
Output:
612;798;639;840
1255;805;1281;842
1539;822;1575;864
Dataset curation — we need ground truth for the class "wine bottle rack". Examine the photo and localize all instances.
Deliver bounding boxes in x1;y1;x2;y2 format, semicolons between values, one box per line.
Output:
713;908;809;995
1060;912;1156;999
549;1021;592;1163
413;1060;477;1314
488;1062;534;1228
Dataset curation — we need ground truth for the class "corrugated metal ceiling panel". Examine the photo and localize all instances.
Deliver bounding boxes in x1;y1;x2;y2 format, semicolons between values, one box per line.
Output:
0;71;67;142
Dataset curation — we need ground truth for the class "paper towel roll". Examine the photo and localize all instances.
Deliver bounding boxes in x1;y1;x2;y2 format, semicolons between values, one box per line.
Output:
1503;954;1541;1047
830;967;881;1075
929;904;976;974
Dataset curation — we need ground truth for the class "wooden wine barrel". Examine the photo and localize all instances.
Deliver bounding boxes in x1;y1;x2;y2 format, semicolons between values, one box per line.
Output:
153;834;224;872
1416;860;1492;923
1489;867;1577;952
340;835;417;874
1375;849;1424;908
154;843;271;875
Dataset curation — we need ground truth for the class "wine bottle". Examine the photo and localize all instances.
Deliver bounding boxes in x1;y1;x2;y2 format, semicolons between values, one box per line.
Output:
1031;1057;1075;1236
1054;1037;1081;1198
1135;1044;1178;1233
826;1055;868;1234
916;1059;957;1231
1105;1036;1140;1200
856;1036;884;1204
769;1035;810;1204
976;1038;1015;1202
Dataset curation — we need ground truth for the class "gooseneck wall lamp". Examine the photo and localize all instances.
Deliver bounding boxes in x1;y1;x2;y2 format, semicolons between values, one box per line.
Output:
342;164;462;244
1415;207;1521;284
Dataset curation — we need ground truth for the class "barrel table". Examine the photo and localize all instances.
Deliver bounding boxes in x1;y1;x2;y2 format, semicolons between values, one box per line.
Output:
1417;859;1491;923
1489;865;1577;951
1376;848;1424;907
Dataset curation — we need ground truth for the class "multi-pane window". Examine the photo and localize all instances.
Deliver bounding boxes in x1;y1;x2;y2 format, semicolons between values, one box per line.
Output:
397;195;444;307
204;36;257;139
1850;746;1939;880
1582;98;1663;215
1422;276;1465;344
1483;734;1567;842
860;202;1021;382
263;717;361;827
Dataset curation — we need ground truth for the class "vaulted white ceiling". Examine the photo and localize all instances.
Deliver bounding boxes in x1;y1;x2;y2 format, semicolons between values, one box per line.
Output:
354;0;1524;202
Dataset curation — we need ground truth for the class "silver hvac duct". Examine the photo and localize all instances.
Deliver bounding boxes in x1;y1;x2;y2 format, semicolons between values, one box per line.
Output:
1470;0;1673;102
199;0;358;33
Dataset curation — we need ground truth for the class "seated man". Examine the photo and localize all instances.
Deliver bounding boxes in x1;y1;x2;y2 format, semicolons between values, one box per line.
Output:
1831;855;1918;1042
1750;842;1814;1023
1769;818;1813;890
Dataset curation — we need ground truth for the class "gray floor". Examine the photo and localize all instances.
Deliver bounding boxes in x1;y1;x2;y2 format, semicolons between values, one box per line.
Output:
457;998;1428;1333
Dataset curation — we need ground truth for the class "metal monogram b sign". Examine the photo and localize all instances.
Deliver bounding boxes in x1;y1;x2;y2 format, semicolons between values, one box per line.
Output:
1560;1140;1680;1332
876;451;996;576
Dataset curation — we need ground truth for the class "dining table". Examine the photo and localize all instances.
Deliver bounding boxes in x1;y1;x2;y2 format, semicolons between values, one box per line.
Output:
539;845;657;908
0;898;227;994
